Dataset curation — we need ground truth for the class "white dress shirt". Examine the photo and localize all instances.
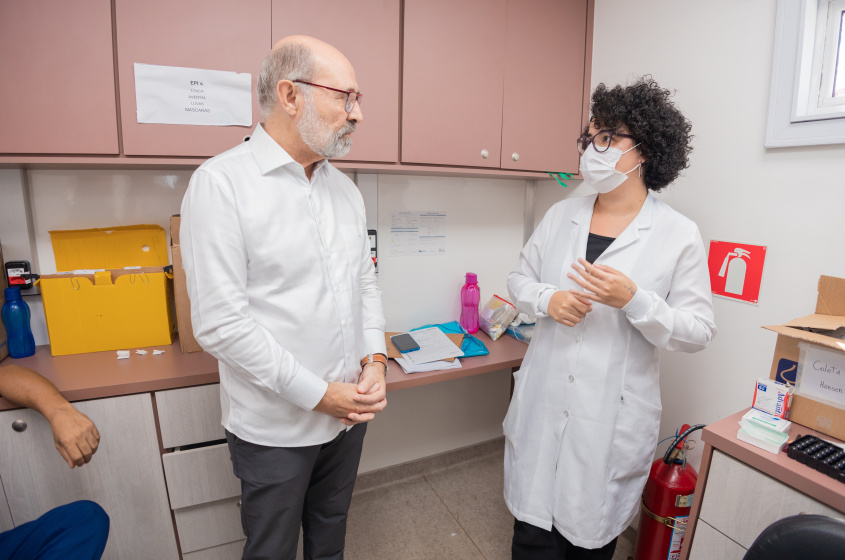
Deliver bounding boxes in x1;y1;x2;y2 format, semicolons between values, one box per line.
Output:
504;194;716;548
180;124;386;447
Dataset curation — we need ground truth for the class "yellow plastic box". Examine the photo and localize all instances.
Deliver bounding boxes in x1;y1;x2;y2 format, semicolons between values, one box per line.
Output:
39;225;176;356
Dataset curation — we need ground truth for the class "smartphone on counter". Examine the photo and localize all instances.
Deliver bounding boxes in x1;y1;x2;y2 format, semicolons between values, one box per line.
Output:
391;333;420;353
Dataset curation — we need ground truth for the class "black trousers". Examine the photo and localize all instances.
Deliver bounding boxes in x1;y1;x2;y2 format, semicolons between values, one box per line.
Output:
512;519;618;560
226;424;367;560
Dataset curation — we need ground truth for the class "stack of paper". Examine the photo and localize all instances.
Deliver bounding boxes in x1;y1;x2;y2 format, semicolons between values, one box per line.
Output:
401;327;463;365
395;357;462;374
737;408;791;454
394;327;464;374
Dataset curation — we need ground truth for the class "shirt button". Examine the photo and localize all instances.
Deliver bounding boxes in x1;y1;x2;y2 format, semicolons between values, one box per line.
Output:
575;336;582;343
568;375;575;383
564;411;570;418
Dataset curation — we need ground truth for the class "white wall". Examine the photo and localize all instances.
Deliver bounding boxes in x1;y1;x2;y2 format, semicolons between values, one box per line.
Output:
0;168;524;473
534;0;845;469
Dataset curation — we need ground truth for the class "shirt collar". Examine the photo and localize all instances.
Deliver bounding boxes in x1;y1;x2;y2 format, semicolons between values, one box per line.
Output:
249;123;329;177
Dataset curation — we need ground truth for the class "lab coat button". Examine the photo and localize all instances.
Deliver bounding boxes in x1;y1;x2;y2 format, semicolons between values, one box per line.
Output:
575;336;581;343
564;410;570;418
568;375;575;383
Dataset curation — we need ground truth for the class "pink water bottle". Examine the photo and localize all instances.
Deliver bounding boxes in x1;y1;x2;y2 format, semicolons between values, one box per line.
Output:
460;273;480;334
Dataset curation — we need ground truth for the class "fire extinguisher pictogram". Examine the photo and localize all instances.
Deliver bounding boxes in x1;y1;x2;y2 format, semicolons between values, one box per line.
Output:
633;424;705;560
717;248;750;295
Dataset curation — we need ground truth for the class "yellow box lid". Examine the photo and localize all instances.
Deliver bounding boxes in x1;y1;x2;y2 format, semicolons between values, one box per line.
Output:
49;225;168;271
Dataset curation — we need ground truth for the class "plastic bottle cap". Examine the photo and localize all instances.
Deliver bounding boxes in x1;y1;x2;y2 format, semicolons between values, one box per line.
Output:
4;287;22;302
466;273;477;284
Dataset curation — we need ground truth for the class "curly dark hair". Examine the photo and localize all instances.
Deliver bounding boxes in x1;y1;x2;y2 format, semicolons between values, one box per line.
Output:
589;76;692;192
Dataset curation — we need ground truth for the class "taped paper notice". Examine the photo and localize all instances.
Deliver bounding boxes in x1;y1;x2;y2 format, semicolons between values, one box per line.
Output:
389;211;446;256
134;63;252;126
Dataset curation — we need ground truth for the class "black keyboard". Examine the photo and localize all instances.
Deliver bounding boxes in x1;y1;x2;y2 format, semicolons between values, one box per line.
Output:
786;435;845;483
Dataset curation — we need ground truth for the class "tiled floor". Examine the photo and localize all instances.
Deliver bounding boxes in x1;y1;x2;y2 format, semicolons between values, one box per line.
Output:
346;442;635;560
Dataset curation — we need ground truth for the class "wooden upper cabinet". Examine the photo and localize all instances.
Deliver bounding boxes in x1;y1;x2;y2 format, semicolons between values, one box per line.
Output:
500;0;589;173
0;0;119;155
402;0;507;168
272;0;400;164
115;0;270;157
402;0;590;173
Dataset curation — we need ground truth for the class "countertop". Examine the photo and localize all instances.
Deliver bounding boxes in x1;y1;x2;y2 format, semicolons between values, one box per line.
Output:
703;408;845;513
0;331;527;410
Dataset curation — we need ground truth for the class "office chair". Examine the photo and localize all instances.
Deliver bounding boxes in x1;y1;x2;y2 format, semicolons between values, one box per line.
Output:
743;514;845;559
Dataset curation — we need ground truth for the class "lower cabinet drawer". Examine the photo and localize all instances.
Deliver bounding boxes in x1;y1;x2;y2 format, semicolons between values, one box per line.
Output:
163;443;240;509
175;497;244;553
155;384;224;449
182;539;246;560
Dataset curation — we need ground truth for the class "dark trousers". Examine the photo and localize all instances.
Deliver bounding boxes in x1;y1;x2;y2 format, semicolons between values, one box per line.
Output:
226;424;367;560
512;519;618;560
0;500;109;560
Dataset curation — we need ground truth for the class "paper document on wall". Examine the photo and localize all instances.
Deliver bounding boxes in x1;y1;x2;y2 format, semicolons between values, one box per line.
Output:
402;327;463;365
390;211;446;256
134;63;252;126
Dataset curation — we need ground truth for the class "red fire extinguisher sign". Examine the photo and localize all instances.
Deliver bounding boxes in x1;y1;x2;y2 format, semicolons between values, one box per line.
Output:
707;241;767;304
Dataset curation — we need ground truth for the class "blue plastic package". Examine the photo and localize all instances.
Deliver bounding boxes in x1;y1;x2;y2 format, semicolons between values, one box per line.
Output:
411;320;490;357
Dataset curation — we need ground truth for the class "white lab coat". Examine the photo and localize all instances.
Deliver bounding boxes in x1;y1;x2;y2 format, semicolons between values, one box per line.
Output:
504;193;716;549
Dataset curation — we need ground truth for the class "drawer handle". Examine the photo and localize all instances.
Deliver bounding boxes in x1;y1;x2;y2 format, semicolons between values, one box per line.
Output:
481;149;489;159
12;420;27;432
512;152;520;161
236;500;242;509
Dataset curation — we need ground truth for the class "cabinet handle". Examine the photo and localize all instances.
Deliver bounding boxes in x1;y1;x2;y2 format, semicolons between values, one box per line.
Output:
12;420;27;432
512;153;520;161
481;149;489;159
236;500;242;509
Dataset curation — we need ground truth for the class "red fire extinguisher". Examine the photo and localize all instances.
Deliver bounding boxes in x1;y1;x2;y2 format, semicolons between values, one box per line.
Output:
633;424;706;560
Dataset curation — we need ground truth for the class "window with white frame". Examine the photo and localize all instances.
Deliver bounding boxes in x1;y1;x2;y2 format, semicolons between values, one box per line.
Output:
766;0;845;147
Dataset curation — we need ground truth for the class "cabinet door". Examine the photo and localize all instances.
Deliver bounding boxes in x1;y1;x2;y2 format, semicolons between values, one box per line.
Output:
401;0;507;168
272;0;400;163
115;0;270;157
698;450;842;548
688;520;747;560
0;0;119;155
0;394;178;560
500;0;589;173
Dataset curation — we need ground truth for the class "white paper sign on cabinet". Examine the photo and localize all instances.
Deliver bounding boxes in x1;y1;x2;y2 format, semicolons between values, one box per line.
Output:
798;341;845;408
134;63;252;127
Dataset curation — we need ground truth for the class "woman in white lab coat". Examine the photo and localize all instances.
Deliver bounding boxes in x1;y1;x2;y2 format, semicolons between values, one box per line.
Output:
505;77;716;559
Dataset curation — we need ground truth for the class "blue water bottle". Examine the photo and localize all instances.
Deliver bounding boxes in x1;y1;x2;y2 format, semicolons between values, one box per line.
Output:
2;287;36;358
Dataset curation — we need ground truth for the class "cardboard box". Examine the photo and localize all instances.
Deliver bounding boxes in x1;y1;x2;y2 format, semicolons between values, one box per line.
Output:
39;225;176;356
170;215;202;354
0;243;9;361
764;275;845;440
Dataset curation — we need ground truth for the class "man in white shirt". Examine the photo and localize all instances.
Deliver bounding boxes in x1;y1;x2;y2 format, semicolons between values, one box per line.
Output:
180;36;387;559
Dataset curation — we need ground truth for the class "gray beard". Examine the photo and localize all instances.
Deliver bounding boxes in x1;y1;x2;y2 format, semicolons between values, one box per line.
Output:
298;97;355;159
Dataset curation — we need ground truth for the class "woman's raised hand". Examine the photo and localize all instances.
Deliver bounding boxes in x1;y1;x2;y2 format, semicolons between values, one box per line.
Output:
548;290;593;327
568;258;638;309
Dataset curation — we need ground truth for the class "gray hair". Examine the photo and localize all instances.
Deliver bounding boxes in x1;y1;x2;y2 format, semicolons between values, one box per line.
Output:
257;42;316;119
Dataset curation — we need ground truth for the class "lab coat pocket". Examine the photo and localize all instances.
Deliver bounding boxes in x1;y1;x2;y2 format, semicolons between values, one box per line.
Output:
606;390;662;513
502;367;525;440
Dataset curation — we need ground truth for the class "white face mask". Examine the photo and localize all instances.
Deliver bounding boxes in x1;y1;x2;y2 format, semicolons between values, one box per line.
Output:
579;143;642;194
